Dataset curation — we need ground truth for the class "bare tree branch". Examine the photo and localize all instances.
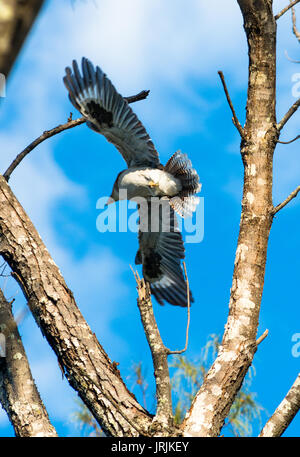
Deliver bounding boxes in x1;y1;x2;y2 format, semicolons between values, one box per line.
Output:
259;374;300;437
275;0;300;20
284;49;300;63
3;90;150;182
0;288;57;437
277;98;300;131
218;71;244;137
256;329;269;346
271;185;300;215
291;3;300;41
133;271;174;432
0;174;153;437
277;134;300;144
0;0;44;77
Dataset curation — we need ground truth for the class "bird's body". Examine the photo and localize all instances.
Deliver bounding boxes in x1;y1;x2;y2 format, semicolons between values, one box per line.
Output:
63;57;201;307
114;167;182;200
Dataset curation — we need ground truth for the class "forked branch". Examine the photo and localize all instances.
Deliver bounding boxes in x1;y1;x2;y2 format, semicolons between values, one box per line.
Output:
218;71;244;137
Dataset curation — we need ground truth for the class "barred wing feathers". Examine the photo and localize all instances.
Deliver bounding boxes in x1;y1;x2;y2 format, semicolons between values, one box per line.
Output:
63;58;160;168
135;199;193;307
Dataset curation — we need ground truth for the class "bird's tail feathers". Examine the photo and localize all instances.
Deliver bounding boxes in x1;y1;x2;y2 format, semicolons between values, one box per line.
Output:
164;150;201;218
169;195;200;218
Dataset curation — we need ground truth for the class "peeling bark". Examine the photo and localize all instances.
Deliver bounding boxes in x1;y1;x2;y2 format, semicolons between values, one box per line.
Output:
0;288;57;437
0;175;153;437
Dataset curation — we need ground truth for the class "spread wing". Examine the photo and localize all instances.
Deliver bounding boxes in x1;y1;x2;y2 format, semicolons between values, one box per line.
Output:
63;57;160;168
135;199;193;307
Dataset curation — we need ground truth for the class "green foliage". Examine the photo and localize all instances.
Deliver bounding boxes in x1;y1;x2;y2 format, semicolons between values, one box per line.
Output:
169;334;264;436
72;334;264;437
71;398;104;437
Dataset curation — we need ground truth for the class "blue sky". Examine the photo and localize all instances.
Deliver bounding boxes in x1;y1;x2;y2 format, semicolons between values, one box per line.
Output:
0;0;299;437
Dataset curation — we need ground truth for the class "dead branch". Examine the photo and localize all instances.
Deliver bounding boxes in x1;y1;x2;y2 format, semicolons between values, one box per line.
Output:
277;98;300;132
218;71;244;137
291;3;300;42
259;374;300;437
284;49;300;63
275;0;300;20
256;329;269;346
272;185;300;215
3;90;150;182
133;271;174;432
278;134;300;144
0;288;57;437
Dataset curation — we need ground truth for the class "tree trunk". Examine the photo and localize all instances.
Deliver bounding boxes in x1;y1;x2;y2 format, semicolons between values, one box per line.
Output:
0;288;57;436
183;0;278;437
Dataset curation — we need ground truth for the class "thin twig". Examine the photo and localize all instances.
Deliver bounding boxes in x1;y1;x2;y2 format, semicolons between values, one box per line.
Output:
3;117;86;181
275;0;300;20
218;71;244;138
124;90;150;104
284;49;300;63
277;98;300;131
278;134;300;144
167;262;191;355
291;3;300;41
3;90;150;181
256;329;269;346
272;185;300;215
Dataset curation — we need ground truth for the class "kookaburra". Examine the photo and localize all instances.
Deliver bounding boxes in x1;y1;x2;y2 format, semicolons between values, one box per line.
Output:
64;58;201;307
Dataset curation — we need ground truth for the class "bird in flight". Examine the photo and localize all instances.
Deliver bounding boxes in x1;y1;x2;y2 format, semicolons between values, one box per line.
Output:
63;58;201;307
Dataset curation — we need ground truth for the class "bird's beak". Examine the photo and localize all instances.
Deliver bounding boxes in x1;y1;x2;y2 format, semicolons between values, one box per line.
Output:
105;196;115;207
149;180;158;188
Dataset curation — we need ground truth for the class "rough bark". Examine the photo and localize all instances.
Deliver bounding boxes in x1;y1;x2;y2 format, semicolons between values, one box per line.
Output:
0;0;44;77
0;0;298;438
0;174;153;437
259;374;300;436
135;277;174;433
0;288;57;437
183;0;277;437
